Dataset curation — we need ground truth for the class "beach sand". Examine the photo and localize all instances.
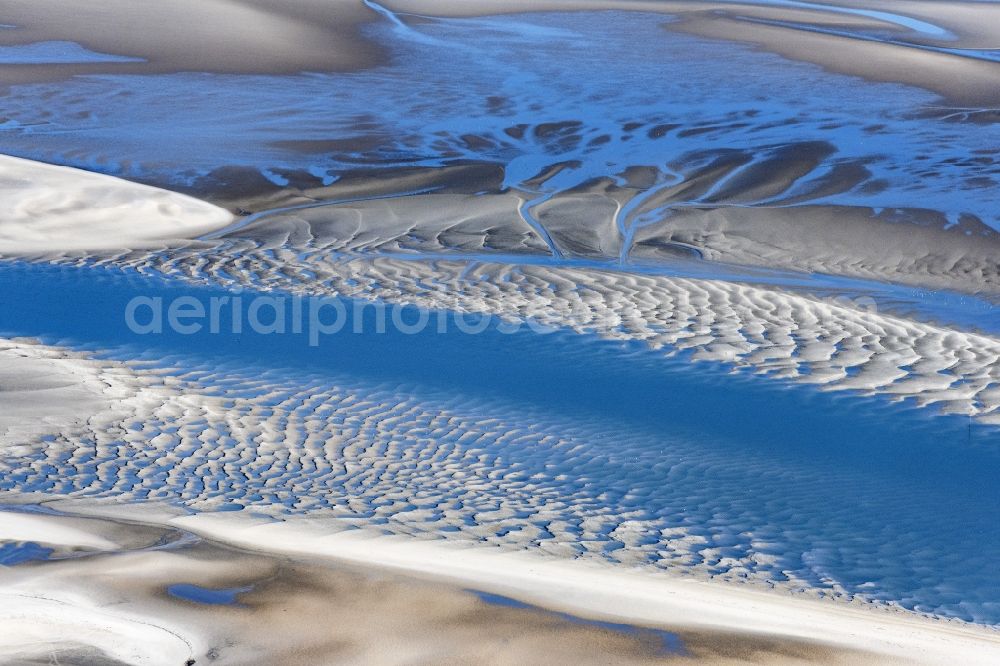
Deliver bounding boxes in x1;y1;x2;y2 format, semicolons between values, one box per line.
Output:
0;2;998;662
0;155;232;255
2;1;997;105
4;505;994;665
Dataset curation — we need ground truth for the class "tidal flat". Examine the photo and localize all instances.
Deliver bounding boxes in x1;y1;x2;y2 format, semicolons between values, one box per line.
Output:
0;1;998;664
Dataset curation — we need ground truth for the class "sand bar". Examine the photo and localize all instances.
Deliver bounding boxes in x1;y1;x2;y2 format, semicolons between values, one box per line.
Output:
0;154;232;255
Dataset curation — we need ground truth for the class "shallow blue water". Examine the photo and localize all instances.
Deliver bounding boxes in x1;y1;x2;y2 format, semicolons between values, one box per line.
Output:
0;41;143;64
167;583;252;606
0;2;997;629
0;11;997;229
0;261;997;623
470;590;687;655
0;541;53;566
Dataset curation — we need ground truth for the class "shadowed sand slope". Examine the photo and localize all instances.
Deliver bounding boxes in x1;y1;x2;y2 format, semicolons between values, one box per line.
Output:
211;182;1000;299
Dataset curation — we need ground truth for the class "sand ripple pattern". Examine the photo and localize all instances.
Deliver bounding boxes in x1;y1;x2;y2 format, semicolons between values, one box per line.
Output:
75;240;1000;424
1;340;995;624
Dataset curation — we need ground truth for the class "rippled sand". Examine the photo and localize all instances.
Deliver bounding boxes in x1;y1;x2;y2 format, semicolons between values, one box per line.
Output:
52;239;1000;423
0;267;997;624
0;0;999;662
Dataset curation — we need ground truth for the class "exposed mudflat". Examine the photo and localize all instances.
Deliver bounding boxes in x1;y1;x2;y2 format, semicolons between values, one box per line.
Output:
0;1;998;662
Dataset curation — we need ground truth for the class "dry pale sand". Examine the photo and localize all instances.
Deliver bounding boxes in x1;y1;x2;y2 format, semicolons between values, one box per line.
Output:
0;155;232;255
669;13;1000;107
0;337;148;448
2;506;990;665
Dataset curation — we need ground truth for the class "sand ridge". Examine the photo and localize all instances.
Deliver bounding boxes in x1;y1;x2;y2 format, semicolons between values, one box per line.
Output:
382;0;1000;105
0;155;232;254
205;187;1000;299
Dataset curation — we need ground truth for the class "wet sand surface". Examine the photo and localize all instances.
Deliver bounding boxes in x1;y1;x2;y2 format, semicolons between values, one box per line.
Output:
0;0;384;81
0;1;998;663
1;3;995;298
383;1;1000;105
0;262;998;624
0;507;889;666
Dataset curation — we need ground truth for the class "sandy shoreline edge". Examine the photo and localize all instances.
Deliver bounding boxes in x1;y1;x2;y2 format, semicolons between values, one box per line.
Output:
6;501;992;665
170;513;1000;664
